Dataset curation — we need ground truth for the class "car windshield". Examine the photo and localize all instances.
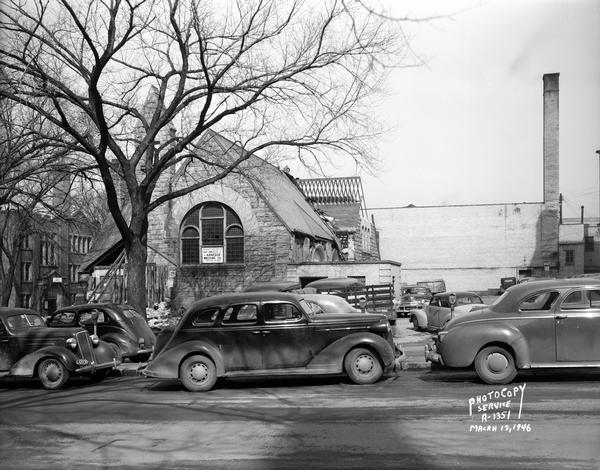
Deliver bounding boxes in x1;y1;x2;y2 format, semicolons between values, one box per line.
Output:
4;313;46;333
406;287;429;295
298;299;315;320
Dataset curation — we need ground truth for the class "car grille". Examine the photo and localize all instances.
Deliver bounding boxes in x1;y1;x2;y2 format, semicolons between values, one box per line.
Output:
75;330;95;361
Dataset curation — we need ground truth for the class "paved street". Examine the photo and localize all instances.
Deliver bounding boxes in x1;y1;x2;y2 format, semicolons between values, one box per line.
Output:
1;360;598;469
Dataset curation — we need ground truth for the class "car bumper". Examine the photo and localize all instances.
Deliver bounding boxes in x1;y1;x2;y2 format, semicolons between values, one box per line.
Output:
424;343;444;365
75;358;121;374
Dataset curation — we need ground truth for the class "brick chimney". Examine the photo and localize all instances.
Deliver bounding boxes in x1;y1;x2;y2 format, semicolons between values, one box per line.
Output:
541;73;560;267
543;73;559;205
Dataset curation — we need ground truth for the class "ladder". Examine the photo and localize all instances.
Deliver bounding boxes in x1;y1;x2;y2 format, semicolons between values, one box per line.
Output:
87;250;127;303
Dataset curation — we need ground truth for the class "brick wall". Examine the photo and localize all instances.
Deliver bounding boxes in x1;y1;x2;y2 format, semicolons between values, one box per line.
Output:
370;202;557;290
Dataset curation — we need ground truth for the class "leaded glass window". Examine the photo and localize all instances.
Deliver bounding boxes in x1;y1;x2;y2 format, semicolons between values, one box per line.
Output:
180;202;244;264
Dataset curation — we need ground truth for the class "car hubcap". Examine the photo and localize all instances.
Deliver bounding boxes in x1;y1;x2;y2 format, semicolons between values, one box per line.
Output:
354;354;374;375
44;362;61;382
189;363;208;383
487;353;508;373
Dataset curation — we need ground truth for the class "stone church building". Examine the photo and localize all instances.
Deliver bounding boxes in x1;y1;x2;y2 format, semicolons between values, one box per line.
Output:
83;120;401;308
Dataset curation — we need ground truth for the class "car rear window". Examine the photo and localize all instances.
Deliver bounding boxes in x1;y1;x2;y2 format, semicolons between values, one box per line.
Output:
518;291;559;311
121;308;143;319
191;308;219;327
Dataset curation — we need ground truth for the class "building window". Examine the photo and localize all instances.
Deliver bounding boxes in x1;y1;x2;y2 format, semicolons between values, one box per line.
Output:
20;294;31;308
41;234;57;266
565;249;574;266
585;236;594;252
69;264;80;283
69;235;91;254
180;202;244;265
21;262;32;282
20;235;31;250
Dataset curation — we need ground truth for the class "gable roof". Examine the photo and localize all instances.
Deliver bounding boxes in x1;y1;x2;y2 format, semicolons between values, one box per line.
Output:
182;130;338;242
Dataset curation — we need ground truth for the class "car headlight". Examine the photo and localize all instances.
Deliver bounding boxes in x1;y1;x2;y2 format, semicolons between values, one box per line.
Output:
90;334;99;345
438;331;448;343
66;337;77;349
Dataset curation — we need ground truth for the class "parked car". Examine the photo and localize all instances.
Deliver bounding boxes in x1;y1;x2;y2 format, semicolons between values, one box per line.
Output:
416;279;446;295
302;294;361;314
143;292;401;391
48;303;155;362
0;307;121;389
411;291;486;331
425;278;600;384
498;277;517;294
304;277;397;325
394;285;432;317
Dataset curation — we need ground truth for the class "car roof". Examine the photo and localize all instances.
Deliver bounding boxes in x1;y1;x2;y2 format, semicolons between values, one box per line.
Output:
53;303;126;312
243;281;302;292
492;277;600;312
305;277;363;289
186;292;303;311
433;291;481;298
301;294;349;302
0;307;38;319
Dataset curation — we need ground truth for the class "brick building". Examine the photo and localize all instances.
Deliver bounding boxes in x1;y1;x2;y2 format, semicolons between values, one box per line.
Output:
3;212;93;313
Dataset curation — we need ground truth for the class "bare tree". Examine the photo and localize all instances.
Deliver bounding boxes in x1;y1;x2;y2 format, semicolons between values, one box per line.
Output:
0;0;405;314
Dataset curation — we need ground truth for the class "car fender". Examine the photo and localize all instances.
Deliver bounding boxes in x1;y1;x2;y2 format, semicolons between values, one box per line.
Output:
144;340;224;379
100;333;138;356
411;309;427;329
9;346;79;377
438;322;529;368
307;332;395;371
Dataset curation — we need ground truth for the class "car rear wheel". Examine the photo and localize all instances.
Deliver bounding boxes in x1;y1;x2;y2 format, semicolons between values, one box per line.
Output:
38;357;70;390
344;348;383;385
474;345;517;385
179;355;217;392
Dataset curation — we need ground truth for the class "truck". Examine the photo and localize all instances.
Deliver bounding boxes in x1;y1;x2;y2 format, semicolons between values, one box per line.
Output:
416;279;446;295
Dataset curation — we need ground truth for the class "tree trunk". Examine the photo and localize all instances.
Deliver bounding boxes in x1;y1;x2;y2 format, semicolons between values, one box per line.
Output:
126;236;148;320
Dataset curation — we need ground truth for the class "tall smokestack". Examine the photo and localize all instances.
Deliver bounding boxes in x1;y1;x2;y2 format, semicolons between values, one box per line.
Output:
543;73;559;205
541;73;560;269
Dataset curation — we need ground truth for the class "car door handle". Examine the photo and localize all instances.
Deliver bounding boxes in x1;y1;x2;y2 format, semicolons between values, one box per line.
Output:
555;314;568;320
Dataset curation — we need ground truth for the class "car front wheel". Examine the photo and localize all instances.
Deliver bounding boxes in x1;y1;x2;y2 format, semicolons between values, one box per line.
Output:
179;355;217;392
38;357;70;390
344;347;383;385
474;345;517;385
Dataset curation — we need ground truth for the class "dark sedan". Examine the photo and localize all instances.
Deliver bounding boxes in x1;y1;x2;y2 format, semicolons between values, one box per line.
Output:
0;307;120;389
144;292;400;391
49;303;155;362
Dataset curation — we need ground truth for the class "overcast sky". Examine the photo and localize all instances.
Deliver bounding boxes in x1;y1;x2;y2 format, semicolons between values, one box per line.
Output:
345;0;599;219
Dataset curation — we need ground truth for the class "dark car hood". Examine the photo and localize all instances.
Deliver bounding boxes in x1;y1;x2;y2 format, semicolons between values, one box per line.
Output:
14;326;85;340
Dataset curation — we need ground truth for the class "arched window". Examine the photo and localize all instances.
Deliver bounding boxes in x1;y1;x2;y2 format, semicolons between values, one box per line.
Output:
180;202;244;265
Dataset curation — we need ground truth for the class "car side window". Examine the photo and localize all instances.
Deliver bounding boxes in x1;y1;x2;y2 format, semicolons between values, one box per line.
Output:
222;304;257;325
191;308;219;326
49;311;76;326
305;301;324;315
264;303;304;323
561;289;600;310
518;291;559;311
80;310;107;324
